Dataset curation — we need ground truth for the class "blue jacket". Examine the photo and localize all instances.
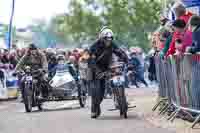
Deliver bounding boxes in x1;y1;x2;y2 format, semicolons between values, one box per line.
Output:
190;25;200;54
129;57;142;73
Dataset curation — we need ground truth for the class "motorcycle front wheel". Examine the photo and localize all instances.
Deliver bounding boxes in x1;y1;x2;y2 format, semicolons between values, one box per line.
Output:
115;86;128;119
23;83;33;113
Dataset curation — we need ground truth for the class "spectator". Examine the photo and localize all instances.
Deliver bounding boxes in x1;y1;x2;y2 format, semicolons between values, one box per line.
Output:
79;49;91;95
172;2;193;24
65;51;71;61
166;19;186;56
159;22;174;58
1;50;9;64
16;49;23;60
9;51;18;68
186;15;200;53
175;28;192;54
129;51;148;87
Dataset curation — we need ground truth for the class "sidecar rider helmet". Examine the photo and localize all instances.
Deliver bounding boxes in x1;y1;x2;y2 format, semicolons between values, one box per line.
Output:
99;28;114;41
57;54;65;61
28;43;38;50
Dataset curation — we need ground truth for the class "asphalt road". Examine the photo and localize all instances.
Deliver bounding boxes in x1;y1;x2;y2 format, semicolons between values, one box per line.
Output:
0;89;175;133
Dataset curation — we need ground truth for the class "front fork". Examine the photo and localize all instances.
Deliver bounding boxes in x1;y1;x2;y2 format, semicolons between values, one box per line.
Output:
112;85;122;109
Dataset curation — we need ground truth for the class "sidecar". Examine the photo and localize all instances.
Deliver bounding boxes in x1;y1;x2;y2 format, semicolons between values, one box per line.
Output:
47;66;86;108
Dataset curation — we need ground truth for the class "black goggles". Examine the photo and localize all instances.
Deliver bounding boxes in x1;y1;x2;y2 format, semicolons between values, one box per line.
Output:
103;36;113;41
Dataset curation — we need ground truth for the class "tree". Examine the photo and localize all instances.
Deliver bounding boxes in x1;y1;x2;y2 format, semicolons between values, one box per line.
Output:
51;0;162;51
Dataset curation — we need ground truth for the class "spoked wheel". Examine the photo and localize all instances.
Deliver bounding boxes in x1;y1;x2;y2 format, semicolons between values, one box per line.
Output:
38;104;43;111
120;96;128;119
23;84;33;113
24;95;32;112
35;89;43;111
115;86;128;119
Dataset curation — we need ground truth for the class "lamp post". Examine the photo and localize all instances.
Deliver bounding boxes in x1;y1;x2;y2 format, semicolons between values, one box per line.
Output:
8;0;15;50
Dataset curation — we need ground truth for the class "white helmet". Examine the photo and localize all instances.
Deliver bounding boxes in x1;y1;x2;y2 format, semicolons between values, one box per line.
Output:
99;28;114;40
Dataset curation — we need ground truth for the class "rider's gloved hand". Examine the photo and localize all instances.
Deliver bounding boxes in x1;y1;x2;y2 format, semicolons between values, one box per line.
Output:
12;70;22;77
12;72;17;77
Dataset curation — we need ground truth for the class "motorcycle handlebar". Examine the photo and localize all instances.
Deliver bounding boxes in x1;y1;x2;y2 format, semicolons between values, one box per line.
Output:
13;71;25;77
14;69;46;76
32;69;46;74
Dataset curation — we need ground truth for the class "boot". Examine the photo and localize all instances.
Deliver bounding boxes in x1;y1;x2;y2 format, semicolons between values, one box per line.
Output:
91;112;98;119
91;104;101;119
96;105;101;117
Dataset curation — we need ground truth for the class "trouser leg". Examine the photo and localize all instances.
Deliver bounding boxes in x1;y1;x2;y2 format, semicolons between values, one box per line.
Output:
91;79;106;116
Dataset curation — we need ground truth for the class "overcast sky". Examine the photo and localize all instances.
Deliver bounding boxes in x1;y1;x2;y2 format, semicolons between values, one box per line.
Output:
0;0;69;28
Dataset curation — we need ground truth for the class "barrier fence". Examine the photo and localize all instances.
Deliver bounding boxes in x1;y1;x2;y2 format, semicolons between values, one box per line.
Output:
153;53;200;128
0;69;18;100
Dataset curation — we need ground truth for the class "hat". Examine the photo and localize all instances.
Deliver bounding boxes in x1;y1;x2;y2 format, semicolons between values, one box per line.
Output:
190;15;200;27
172;2;185;10
172;19;186;29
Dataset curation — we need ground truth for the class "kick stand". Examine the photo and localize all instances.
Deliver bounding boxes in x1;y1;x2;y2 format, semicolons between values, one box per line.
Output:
108;105;136;111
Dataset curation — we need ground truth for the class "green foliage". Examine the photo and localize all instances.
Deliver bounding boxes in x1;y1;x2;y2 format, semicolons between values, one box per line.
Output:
0;24;16;44
51;0;162;51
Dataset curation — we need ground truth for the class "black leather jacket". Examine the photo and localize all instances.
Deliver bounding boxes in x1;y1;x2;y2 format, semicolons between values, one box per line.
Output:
89;39;128;72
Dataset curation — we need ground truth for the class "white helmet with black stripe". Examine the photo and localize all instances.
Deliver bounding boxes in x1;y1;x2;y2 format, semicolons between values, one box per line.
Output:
99;27;114;40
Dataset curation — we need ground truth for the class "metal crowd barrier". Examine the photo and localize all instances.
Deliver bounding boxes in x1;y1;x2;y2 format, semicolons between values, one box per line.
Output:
152;53;200;128
0;69;18;100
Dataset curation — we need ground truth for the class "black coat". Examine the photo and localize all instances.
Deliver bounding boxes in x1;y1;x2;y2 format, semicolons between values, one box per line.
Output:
89;39;128;72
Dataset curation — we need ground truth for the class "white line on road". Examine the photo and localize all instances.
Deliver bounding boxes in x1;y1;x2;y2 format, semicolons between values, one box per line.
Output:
16;100;79;113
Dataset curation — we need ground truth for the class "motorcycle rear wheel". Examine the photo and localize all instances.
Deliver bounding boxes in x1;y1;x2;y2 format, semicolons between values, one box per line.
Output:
78;84;86;108
38;104;43;111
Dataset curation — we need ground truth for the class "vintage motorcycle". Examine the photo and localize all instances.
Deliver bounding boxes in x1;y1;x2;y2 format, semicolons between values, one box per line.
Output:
110;62;128;118
97;62;128;118
16;65;86;113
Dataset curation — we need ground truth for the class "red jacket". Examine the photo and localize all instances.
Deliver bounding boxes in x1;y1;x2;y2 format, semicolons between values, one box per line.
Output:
166;30;193;56
166;31;183;57
176;30;193;53
179;12;193;24
165;12;193;57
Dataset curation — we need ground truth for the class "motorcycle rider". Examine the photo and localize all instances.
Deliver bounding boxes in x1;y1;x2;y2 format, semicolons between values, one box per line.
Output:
89;27;128;118
129;51;148;88
15;43;49;98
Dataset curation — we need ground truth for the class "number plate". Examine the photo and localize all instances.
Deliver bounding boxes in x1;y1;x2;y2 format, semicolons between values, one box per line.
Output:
112;76;125;84
26;76;32;81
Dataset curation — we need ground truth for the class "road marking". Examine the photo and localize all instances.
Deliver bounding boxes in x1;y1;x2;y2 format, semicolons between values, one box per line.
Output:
16;100;79;112
44;101;79;109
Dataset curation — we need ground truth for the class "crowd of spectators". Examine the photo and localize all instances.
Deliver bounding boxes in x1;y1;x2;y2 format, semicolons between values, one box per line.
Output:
151;2;200;59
